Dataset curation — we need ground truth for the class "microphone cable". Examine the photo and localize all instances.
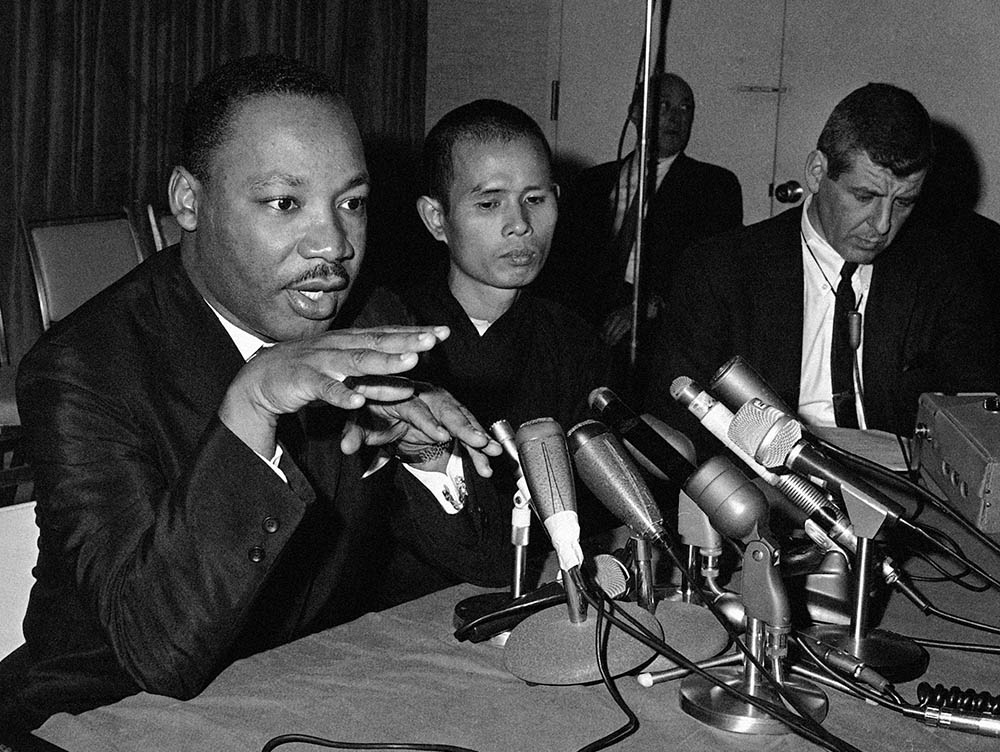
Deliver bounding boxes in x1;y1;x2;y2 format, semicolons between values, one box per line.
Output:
892;634;1000;655
814;434;1000;563
897;525;985;592
260;735;480;752
577;589;640;752
568;567;866;752
793;633;1000;739
808;434;1000;593
792;633;905;710
809;441;1000;635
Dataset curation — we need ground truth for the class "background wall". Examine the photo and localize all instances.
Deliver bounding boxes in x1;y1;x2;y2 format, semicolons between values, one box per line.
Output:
427;0;1000;225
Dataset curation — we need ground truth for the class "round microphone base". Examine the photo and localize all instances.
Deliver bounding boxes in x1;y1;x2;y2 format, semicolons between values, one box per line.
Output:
803;624;929;683
638;600;732;673
503;602;662;685
680;666;828;734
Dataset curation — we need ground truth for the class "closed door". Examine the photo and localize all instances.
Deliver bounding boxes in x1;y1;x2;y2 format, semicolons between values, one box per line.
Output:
661;0;1000;224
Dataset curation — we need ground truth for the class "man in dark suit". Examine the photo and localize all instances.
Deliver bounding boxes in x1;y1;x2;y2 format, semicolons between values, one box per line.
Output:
644;82;999;455
0;54;502;733
537;73;743;354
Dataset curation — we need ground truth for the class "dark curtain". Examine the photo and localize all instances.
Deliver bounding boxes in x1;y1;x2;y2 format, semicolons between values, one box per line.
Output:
0;0;428;362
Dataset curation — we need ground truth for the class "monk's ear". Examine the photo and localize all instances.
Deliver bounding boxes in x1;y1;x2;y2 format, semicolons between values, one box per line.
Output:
416;195;449;244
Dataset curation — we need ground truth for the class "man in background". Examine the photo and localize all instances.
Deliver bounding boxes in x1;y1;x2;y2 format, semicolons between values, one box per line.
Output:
644;82;998;455
536;71;743;394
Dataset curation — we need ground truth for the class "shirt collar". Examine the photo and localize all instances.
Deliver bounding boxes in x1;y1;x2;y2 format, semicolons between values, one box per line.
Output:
627;150;680;175
204;300;270;362
801;194;849;279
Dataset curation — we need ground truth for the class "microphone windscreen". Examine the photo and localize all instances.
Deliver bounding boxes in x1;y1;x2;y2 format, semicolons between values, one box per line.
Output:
567;419;662;539
729;399;801;467
591;552;631;599
515;417;576;520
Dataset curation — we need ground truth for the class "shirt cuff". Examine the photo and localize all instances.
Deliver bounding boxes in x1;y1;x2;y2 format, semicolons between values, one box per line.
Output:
254;444;288;484
400;450;469;515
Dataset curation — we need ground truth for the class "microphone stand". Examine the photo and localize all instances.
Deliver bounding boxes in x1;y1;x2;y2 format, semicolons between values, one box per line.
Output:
452;421;547;645
668;490;745;632
628;0;657;375
510;484;531;599
680;521;828;734
503;419;663;685
804;479;929;682
630;535;657;612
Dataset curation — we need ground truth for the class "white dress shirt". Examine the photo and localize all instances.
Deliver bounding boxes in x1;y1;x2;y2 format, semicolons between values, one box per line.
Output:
798;196;872;427
613;151;680;285
207;303;468;513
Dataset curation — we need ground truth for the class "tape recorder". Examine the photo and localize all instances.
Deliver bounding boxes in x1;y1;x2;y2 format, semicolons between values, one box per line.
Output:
912;392;1000;533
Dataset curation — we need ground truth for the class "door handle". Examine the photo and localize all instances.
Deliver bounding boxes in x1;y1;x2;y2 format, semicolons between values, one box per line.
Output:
773;180;804;204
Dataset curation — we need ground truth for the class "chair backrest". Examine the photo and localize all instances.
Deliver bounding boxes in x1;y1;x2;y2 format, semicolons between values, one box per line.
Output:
0;501;37;659
146;204;183;252
22;212;145;330
0;291;9;370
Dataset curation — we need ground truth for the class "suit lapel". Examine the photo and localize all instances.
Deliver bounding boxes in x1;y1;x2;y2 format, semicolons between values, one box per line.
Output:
151;249;246;416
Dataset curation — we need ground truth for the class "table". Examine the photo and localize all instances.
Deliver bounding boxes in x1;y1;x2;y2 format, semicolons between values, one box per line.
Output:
30;508;1000;752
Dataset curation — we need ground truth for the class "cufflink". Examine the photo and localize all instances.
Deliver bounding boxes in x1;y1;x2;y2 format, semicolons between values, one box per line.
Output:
442;486;464;512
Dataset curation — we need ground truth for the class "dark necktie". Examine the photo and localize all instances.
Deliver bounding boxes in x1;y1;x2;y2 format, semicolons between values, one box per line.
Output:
612;192;642;283
831;261;859;428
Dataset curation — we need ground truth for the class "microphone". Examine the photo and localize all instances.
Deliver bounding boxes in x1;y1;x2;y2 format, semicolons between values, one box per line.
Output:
709;355;796;417
729;400;934;683
728;399;905;529
591;548;634;600
567;419;669;543
505;418;663;685
491;419;532;599
491;419;532;509
675;453;831;734
451;419;539;646
514;418;585;574
567;419;732;663
670;376;858;554
589;386;697;486
670;375;930;626
682;455;796;634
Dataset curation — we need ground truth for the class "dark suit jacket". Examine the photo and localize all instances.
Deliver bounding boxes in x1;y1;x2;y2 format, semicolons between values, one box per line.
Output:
0;248;435;730
643;206;1000;455
537;152;743;326
348;282;620;606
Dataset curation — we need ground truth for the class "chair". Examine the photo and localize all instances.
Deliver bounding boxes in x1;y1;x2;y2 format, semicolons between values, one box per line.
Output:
146;204;183;252
21;211;145;331
0;501;38;660
0;285;29;507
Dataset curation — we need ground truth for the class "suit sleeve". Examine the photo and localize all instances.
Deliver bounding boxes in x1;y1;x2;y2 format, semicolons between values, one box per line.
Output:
389;453;512;589
642;238;738;458
18;345;316;699
718;169;744;229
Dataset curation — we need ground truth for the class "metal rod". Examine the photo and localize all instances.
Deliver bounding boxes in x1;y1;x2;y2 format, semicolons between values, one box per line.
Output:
629;0;657;372
850;536;874;649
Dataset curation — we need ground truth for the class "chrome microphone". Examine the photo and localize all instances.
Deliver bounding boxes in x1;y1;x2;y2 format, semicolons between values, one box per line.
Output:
515;417;585;622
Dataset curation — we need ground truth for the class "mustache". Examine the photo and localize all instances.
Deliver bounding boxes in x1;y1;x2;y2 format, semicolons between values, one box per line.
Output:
292;262;350;285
